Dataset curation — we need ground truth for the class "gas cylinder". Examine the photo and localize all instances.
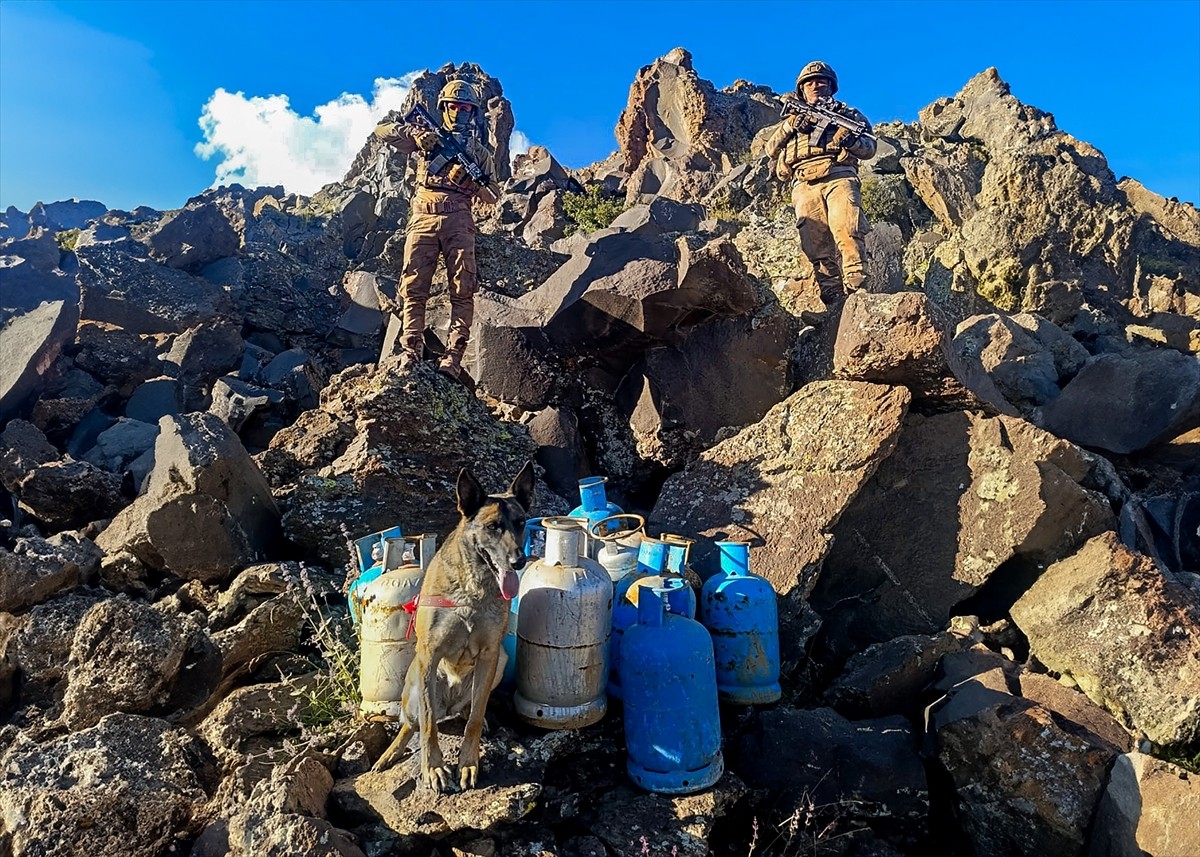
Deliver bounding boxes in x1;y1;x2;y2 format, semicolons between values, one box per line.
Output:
514;517;612;728
608;534;668;699
347;525;403;623
621;582;724;794
699;541;781;705
569;476;622;558
358;533;436;718
590;513;645;584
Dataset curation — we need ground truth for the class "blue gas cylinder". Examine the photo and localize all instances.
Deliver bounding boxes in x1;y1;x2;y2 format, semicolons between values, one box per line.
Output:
569;476;622;557
502;517;548;690
621;582;724;794
609;535;668;699
347;525;403;624
699;541;781;705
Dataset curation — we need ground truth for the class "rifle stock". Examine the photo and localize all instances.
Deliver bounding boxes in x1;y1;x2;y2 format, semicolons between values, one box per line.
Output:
404;104;501;204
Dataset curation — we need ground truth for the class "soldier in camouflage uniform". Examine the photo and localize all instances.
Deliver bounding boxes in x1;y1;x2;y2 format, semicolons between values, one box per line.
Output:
766;61;876;300
374;79;496;379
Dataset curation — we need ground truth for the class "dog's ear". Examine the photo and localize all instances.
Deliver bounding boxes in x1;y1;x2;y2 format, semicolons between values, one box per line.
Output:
456;467;488;517
509;460;536;513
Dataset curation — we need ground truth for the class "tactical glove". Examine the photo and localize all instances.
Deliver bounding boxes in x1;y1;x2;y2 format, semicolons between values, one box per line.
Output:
831;127;858;150
414;129;440;153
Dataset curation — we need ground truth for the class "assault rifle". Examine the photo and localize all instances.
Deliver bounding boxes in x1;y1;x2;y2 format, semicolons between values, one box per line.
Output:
404;104;501;204
781;96;875;149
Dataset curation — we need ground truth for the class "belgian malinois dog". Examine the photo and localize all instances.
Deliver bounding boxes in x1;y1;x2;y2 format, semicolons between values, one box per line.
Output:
371;461;534;791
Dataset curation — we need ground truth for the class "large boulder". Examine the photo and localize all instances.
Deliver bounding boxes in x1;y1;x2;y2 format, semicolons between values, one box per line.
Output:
77;243;233;334
650;380;910;592
519;232;758;356
96;413;281;583
930;675;1121;857
1038;348;1200;454
60;596;203;730
0;533;102;613
0;228;78;315
950;311;1091;412
73;322;161;394
812;411;1115;655
0;299;80;421
833;289;990;409
145;201;241;270
618;309;794;468
1088;752;1200;857
0;714;209;857
1010;532;1200;746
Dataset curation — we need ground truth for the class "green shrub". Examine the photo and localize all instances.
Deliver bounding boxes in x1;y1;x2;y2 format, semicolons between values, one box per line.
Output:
562;185;626;236
55;229;81;252
860;175;910;225
282;566;361;736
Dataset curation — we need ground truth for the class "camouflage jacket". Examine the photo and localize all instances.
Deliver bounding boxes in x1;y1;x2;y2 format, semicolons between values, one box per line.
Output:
374;121;495;201
765;100;876;184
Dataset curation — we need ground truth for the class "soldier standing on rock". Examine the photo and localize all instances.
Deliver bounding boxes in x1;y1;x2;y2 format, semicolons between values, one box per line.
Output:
374;78;497;380
766;61;876;305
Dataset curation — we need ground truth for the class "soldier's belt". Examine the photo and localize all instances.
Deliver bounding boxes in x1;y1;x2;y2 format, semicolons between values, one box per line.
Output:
413;197;472;215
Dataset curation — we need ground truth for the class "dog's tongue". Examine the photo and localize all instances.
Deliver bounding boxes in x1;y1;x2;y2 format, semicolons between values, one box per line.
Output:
500;568;520;600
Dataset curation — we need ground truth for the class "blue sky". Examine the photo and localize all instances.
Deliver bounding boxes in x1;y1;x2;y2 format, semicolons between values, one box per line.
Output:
1;0;1197;213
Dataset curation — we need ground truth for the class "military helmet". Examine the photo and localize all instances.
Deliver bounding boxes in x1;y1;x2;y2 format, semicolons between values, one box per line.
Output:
796;61;838;95
437;79;481;110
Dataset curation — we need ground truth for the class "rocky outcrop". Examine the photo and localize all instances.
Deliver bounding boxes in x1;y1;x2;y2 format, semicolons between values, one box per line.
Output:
3;51;1198;857
258;359;538;566
0;714;210;857
615;48;781;203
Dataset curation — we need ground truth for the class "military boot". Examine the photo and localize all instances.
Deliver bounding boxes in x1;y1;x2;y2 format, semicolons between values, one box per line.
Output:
843;270;867;294
436;352;464;381
396;350;419;371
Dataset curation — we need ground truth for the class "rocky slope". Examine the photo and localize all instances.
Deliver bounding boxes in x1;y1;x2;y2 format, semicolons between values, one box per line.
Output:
1;51;1198;857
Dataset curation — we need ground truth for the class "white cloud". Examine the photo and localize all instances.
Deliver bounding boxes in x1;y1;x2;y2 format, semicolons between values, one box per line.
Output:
509;129;533;163
194;73;419;195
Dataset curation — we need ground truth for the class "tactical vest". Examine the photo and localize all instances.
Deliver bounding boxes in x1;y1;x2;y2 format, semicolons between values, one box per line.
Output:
776;102;864;183
412;134;491;202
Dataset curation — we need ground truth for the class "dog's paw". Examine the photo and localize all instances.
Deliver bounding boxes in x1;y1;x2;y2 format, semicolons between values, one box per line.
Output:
459;763;479;790
424;764;455;793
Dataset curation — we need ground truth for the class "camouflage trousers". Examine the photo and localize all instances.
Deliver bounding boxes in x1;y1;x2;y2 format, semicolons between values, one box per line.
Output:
791;175;869;301
398;201;478;370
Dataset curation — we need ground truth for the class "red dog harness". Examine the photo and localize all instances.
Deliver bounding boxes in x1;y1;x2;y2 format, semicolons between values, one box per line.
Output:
403;591;513;639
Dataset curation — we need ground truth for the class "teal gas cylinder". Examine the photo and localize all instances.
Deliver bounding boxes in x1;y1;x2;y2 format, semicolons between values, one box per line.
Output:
698;541;781;705
621;582;724;794
347;525;403;624
608;534;668;700
569;476;622;558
